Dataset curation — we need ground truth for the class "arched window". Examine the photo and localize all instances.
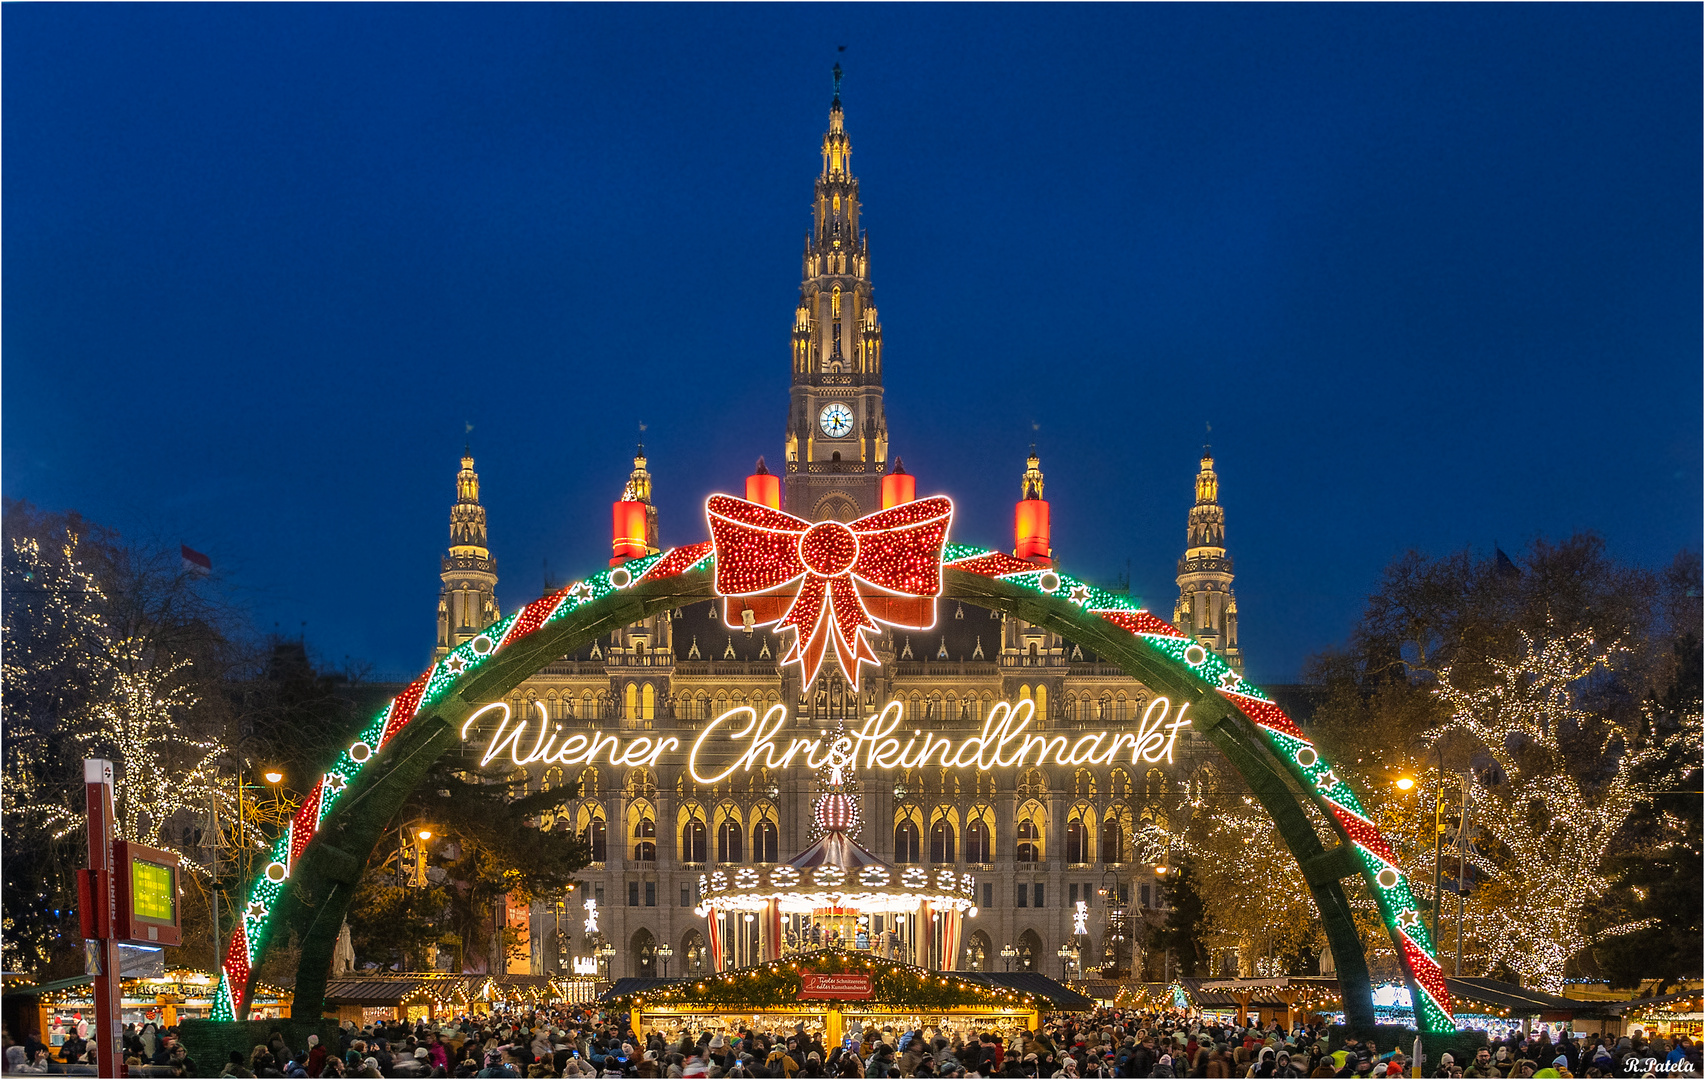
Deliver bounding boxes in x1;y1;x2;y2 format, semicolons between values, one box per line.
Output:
1101;819;1124;864
641;683;656;720
752;819;779;863
929;819;956;863
583;817;607;864
633;817;656;862
682;818;707;863
717;819;744;863
1036;683;1048;719
894;821;921;864
1066;820;1089;865
1016;819;1041;863
966;818;990;864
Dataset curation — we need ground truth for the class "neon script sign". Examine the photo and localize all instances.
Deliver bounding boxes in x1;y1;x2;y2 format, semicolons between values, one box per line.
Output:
461;697;1191;778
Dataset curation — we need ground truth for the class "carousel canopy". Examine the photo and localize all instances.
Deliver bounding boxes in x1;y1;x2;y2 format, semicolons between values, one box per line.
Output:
698;781;975;916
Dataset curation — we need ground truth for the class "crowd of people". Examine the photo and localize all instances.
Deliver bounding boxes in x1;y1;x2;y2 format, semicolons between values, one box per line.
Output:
1;1007;1698;1078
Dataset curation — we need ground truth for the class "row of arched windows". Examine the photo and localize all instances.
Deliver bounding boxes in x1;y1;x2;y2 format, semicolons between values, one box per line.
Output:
574;812;780;865
582;808;1142;868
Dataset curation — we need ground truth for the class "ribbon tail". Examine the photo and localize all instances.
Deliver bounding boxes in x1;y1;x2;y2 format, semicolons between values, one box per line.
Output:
777;576;833;689
828;625;881;693
825;576;880;691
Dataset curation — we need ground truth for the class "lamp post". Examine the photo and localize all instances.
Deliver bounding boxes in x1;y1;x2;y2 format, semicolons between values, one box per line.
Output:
554;900;565;975
1057;944;1075;981
598;940;616;980
1001;943;1017;972
1395;747;1448;945
658;942;673;977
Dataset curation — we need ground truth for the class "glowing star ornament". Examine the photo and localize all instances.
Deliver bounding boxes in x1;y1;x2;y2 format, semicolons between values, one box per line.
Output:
583;898;599;933
706;494;953;690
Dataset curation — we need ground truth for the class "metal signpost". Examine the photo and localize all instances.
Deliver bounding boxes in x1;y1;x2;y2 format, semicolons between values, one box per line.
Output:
79;758;183;1077
80;759;126;1078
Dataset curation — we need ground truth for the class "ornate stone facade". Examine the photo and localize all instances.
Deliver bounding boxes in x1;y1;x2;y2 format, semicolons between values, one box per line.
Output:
431;79;1246;983
1174;448;1243;675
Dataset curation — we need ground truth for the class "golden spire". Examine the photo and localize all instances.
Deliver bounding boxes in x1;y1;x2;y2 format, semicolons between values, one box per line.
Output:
1195;445;1218;505
1021;444;1046;501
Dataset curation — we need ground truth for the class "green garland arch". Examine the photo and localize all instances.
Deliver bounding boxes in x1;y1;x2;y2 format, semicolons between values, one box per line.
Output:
210;538;1457;1034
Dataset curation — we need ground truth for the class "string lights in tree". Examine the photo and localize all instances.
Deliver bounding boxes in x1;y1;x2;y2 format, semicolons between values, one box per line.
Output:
1426;627;1700;993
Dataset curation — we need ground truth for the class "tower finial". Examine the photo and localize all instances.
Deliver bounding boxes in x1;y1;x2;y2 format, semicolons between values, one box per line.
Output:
832;62;843;105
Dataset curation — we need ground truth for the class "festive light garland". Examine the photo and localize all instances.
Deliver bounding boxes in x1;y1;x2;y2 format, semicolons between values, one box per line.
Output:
617;947;1040;1011
214;518;1453;1032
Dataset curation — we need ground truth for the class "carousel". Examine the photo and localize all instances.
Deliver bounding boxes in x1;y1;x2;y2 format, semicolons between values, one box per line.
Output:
696;748;977;971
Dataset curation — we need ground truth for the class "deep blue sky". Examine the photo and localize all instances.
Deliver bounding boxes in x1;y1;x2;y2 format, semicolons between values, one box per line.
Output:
5;5;1699;683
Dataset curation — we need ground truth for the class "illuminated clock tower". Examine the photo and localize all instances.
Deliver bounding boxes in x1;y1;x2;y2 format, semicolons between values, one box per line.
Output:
784;65;888;522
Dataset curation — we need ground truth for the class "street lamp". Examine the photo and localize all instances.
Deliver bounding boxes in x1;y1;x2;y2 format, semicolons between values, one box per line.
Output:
657;942;673;976
1057;944;1075;980
418;829;432;841
598;940;616;979
263;770;284;785
1001;943;1017;972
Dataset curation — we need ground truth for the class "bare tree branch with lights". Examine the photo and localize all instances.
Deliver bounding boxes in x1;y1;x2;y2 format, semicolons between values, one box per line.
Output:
1428;626;1702;992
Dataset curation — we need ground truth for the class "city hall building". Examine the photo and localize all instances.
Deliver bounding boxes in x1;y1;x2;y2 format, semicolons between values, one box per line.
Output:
429;81;1247;984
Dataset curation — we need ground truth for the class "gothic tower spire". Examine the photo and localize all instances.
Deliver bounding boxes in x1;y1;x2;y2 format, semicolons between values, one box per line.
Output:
436;449;499;659
611;442;661;564
1174;446;1242;674
785;66;888;522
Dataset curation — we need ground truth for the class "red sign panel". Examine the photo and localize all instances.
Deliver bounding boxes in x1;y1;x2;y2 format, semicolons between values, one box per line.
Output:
800;973;873;1000
110;840;182;947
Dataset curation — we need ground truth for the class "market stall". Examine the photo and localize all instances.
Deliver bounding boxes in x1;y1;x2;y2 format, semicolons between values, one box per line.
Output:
602;949;1087;1047
1605;990;1704;1040
3;969;291;1047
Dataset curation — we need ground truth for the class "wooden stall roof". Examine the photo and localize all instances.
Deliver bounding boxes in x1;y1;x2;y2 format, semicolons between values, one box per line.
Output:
1602;989;1705;1016
323;973;560;1008
961;973;1095;1012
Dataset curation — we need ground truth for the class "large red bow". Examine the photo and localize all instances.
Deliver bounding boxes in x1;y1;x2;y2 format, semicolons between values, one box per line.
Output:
706;494;954;690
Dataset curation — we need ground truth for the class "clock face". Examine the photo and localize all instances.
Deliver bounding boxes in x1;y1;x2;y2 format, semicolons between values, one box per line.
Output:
819;402;854;439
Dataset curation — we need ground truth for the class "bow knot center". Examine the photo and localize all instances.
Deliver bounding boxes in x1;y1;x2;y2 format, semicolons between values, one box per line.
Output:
799;520;859;577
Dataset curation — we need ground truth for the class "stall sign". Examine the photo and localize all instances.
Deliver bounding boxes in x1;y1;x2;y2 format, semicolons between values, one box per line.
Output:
800;974;873;1000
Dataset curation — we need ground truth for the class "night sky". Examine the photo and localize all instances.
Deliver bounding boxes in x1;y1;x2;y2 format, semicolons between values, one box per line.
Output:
5;5;1699;683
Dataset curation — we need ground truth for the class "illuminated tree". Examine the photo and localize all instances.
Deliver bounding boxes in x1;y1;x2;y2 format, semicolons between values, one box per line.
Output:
1428;626;1701;992
1;502;243;975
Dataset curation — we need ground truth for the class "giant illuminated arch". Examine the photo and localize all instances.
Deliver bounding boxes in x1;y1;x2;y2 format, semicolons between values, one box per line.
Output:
211;503;1457;1034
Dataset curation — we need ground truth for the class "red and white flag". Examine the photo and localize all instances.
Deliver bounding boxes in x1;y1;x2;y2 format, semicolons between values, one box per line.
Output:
180;545;212;575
